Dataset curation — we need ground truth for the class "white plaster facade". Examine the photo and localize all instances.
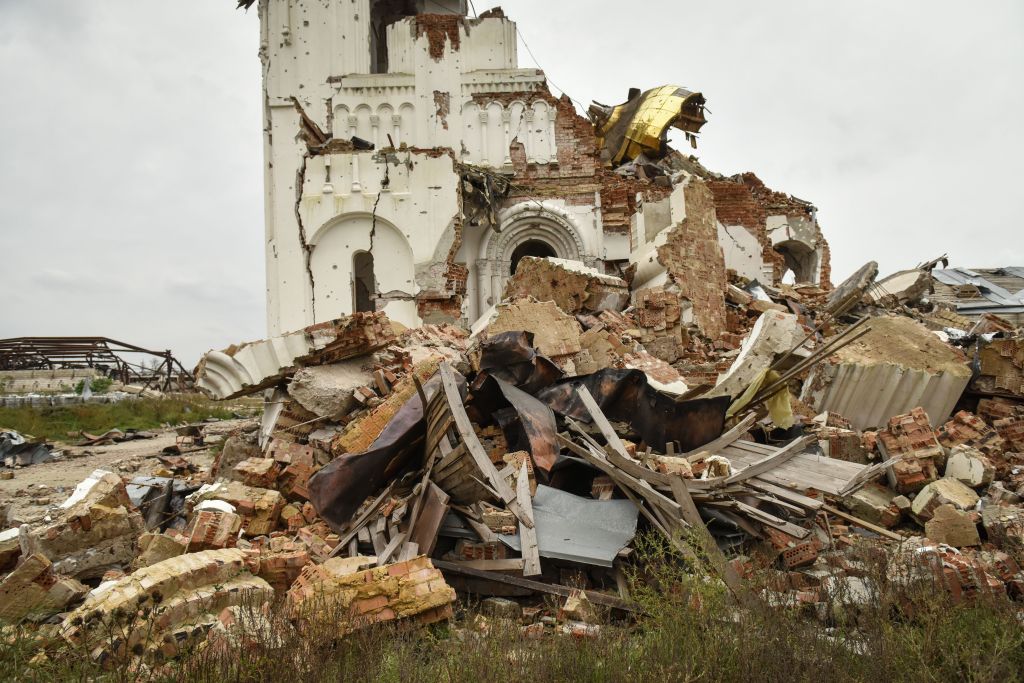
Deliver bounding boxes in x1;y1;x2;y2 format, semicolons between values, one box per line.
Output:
257;0;598;334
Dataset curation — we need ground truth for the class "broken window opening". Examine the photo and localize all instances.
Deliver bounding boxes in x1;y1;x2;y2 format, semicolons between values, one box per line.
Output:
775;239;817;285
369;0;467;73
353;251;376;312
509;240;556;275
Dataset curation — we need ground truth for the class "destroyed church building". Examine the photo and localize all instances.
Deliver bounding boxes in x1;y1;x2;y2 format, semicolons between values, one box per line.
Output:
254;0;831;340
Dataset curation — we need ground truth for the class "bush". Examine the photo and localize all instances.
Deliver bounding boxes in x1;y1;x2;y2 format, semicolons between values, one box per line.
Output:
73;377;114;395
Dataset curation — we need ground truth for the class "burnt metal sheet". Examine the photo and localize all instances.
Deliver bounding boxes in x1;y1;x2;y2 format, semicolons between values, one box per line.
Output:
499;485;638;567
308;372;455;532
469;373;560;473
536;369;731;453
475;331;563;394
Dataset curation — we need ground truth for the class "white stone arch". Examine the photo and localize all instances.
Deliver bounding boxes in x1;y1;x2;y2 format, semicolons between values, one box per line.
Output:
472;202;590;318
309;212;418;327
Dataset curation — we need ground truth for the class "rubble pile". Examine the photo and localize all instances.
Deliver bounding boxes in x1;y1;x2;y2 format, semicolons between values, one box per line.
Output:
2;250;1023;664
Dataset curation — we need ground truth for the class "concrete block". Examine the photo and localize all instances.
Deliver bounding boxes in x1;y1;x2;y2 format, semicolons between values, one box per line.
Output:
925;504;980;547
0;553;88;623
911;478;980;524
287;360;371;418
943;446;995;488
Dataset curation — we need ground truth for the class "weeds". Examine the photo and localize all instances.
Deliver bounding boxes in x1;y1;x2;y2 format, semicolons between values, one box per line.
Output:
2;535;1020;682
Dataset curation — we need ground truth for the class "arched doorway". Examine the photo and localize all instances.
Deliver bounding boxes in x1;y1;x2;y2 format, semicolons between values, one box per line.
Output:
473;203;589;322
509;239;557;275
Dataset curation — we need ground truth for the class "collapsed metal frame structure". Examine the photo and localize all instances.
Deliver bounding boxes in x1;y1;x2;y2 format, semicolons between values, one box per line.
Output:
0;337;194;392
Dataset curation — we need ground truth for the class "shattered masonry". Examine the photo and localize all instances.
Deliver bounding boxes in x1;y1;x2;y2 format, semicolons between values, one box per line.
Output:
258;0;830;339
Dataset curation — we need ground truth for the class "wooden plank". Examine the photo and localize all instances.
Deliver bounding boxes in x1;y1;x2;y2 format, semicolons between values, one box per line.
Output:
438;364;519;508
747;480;823;511
434;560;640;613
517;464;541;577
408;482;450;557
722;436;814;486
328;483;395;558
376;531;406;565
682;413;758;462
821;503;905;541
575;385;628;455
727;501;810;538
668;476;755;607
447;558;525;571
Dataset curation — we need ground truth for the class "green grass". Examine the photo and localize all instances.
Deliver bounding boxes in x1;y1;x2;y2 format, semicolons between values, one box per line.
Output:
0;396;250;443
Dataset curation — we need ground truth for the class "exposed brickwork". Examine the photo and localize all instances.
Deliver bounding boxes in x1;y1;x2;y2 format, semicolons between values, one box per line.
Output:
287;555;455;633
414;14;462;60
655;179;729;339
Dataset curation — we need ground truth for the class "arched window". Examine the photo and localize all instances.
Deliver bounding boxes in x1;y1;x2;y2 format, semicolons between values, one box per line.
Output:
509;239;556;275
353;251;376;312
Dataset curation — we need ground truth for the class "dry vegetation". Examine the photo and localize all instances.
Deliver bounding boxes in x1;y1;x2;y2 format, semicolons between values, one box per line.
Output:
3;536;1021;683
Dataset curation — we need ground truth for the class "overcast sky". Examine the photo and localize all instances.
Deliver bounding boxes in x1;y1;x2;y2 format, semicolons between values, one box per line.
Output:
1;1;1021;365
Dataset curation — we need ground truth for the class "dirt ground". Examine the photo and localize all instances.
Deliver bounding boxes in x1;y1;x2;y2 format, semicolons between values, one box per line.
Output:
1;418;256;525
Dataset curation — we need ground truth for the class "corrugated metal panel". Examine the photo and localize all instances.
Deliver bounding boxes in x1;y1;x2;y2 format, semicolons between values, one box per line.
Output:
802;361;970;431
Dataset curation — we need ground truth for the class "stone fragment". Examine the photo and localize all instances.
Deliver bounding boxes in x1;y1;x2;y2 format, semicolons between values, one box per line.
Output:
481;597;523;621
479;298;583;359
0;527;21;573
287;360;372;418
134;532;187;569
214;434;262;480
0;553;88;623
910;478;980;523
233;457;281;489
559;589;599;624
504;256;629;314
841;483;900;528
286;555;455;633
924;504;980;547
195;312;396;399
943;446;995;488
21;470;144;580
982;505;1024;566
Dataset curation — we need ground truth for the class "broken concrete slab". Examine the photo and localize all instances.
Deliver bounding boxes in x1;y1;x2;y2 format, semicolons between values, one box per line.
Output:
841;482;900;528
504;256;629;315
708;310;805;400
944;446;995;488
287;359;372;418
477;298;583;360
925;504;980;547
801;316;972;431
911;478;980;524
195;312;396;400
867;269;931;307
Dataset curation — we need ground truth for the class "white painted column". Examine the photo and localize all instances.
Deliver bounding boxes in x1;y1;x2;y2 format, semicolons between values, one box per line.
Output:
391;114;402;147
547;113;558;163
369;114;380;148
524;109;537;164
501;110;512;166
478;111;490;166
347;115;358;139
351;154;362;193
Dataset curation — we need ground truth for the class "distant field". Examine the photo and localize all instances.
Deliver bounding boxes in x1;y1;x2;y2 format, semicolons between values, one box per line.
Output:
0;395;258;442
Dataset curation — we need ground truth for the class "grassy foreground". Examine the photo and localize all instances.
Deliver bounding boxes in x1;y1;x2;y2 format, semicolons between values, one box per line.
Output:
0;397;248;443
2;542;1022;683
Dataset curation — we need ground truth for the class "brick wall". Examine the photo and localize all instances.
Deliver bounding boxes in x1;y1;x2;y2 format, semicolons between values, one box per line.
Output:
655;179;729;339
